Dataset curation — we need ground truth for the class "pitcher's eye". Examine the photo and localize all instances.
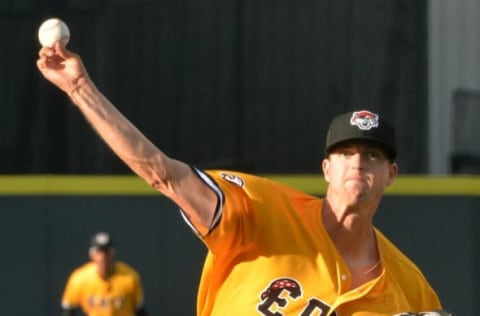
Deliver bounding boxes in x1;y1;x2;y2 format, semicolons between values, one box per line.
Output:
365;150;384;160
340;149;354;156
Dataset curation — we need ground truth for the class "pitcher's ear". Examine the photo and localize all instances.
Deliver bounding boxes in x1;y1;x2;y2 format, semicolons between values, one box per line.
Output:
322;158;331;182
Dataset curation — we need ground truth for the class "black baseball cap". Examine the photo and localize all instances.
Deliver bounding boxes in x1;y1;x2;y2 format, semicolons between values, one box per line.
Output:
324;110;397;161
89;232;114;251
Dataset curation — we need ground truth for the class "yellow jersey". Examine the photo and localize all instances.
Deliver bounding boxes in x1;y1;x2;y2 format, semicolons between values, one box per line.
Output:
62;261;145;316
186;170;442;316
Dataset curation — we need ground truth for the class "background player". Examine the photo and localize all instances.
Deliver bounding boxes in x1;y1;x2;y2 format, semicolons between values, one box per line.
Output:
38;42;451;315
61;232;147;316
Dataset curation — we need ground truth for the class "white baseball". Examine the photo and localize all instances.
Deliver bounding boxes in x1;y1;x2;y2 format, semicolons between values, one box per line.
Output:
38;18;70;47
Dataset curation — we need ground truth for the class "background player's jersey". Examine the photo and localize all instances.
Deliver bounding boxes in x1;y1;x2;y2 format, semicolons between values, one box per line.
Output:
62;261;145;316
184;169;441;316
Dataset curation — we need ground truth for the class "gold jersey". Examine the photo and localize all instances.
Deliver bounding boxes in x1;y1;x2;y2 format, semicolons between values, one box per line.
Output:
62;261;145;316
188;170;442;316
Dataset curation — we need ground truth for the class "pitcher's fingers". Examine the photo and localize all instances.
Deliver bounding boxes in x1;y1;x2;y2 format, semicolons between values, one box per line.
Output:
38;46;55;58
54;41;73;59
36;57;50;71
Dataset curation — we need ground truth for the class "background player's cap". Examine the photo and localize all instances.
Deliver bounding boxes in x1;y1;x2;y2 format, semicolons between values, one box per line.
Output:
89;232;114;251
324;110;397;161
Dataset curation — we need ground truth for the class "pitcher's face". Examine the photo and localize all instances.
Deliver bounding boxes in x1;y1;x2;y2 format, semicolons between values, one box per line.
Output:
323;141;397;205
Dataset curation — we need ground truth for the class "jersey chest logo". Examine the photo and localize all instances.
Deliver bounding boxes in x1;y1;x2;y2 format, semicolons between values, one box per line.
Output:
256;277;335;316
256;278;453;316
87;295;125;310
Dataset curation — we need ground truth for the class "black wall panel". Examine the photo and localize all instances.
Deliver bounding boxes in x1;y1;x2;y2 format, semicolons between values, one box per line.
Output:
0;0;427;174
0;194;476;315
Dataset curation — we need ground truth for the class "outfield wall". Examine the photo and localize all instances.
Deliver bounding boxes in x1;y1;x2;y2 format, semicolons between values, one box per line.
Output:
0;175;478;315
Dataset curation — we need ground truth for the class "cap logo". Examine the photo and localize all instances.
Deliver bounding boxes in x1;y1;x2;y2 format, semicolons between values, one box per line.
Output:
350;110;379;130
95;233;110;245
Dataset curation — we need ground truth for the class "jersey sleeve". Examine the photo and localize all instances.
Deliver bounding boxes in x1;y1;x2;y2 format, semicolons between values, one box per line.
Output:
375;229;443;311
192;169;274;253
61;271;82;309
